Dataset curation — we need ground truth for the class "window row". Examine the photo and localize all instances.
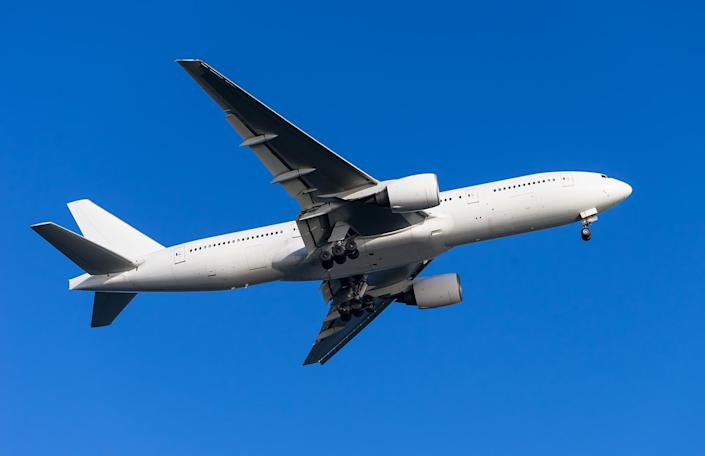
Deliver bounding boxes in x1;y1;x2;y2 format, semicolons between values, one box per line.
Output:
189;229;285;253
494;178;557;192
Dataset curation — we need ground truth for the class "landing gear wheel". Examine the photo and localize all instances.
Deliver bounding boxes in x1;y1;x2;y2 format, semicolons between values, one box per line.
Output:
345;239;357;252
581;227;592;241
363;296;375;313
352;309;364;317
332;242;347;264
338;305;351;321
332;242;345;257
320;250;334;270
347;249;360;260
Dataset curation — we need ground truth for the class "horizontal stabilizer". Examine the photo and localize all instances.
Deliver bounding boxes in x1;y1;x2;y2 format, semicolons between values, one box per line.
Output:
31;222;136;275
92;292;136;327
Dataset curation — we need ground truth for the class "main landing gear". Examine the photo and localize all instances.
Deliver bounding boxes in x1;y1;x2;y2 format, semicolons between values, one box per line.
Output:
332;275;375;322
319;238;359;270
337;296;375;321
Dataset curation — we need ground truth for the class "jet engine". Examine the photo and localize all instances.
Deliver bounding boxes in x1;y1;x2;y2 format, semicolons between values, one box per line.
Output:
375;173;440;213
398;273;463;309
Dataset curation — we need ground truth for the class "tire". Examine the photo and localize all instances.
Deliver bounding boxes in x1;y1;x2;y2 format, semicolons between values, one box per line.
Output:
320;249;334;269
332;243;345;257
344;239;357;253
581;228;592;241
339;305;351;321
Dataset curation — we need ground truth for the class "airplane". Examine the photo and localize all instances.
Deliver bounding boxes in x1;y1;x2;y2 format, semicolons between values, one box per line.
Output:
31;59;633;365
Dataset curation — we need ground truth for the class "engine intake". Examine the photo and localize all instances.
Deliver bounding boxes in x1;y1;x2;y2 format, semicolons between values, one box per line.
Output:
399;273;463;309
375;173;440;213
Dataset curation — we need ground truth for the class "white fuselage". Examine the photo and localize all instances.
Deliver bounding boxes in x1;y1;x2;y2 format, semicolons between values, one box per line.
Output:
70;171;631;293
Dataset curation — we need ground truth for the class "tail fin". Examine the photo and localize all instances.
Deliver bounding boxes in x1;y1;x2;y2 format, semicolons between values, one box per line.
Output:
92;292;136;327
67;199;163;260
31;222;136;275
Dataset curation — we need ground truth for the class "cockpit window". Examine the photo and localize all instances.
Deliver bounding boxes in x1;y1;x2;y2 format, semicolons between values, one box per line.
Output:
601;174;608;178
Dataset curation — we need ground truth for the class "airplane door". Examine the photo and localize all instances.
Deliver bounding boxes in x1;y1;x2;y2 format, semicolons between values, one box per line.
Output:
173;247;186;264
562;175;575;187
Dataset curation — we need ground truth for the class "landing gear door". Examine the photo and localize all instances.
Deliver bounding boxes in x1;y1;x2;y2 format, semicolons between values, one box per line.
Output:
173;247;186;264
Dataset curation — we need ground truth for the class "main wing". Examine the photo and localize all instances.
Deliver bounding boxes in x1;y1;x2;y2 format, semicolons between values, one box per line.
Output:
304;260;432;365
177;59;378;208
177;59;424;251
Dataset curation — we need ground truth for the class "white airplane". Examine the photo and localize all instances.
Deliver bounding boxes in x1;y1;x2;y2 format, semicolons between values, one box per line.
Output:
32;60;632;365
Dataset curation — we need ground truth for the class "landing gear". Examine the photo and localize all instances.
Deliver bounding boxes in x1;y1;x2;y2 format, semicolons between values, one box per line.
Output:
338;304;352;321
332;242;347;264
319;249;334;270
344;239;359;259
581;226;592;241
363;296;375;313
332;276;375;321
337;298;372;320
579;208;598;242
319;237;360;270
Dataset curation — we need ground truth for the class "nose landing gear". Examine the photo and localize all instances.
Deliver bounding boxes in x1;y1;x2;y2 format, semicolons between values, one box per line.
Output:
579;208;598;242
581;225;592;241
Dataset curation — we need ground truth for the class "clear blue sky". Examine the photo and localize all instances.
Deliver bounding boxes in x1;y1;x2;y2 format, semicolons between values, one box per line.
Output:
2;1;704;454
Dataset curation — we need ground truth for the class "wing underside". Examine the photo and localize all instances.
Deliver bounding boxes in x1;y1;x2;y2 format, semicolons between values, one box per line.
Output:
304;260;431;365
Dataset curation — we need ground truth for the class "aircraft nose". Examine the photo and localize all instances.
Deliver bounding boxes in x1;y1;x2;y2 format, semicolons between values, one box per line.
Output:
606;178;632;202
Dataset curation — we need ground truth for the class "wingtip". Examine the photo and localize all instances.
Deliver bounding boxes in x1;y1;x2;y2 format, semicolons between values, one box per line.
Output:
67;198;91;207
176;58;204;67
30;221;53;230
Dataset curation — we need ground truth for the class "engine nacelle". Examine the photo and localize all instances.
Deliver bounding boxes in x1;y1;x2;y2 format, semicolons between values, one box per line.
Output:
399;273;463;309
375;173;440;213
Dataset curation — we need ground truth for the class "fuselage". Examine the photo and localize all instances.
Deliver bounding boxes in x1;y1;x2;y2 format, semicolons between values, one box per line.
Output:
70;171;632;293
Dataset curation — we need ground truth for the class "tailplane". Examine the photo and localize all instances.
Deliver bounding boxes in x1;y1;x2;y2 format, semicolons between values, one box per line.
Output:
31;222;136;275
67;199;163;259
92;292;136;327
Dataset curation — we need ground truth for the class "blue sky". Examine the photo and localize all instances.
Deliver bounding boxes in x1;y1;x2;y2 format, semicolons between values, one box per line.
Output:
2;1;704;454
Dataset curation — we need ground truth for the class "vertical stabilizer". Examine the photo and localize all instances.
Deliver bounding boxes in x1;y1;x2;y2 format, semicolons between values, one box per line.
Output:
67;200;163;260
